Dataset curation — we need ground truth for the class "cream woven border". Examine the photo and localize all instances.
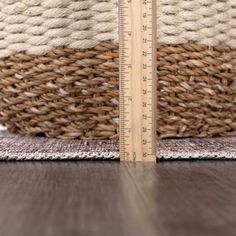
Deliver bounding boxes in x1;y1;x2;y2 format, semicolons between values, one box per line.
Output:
0;0;118;58
157;0;236;47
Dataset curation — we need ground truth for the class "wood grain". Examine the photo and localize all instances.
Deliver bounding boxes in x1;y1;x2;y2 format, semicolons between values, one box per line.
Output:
119;0;156;161
0;161;236;236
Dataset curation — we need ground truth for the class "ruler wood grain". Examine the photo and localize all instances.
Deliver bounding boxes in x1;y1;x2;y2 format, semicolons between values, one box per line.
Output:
119;0;157;162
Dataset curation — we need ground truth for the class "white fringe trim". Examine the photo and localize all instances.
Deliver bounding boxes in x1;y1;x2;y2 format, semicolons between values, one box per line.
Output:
0;151;119;160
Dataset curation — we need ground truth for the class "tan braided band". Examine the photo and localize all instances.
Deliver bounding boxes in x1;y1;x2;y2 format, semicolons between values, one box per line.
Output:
0;42;235;139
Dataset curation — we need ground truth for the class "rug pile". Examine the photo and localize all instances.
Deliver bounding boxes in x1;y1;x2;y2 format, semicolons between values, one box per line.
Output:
1;129;236;160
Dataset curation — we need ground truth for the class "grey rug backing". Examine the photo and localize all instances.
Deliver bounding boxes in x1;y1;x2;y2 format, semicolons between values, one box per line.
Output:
0;131;236;160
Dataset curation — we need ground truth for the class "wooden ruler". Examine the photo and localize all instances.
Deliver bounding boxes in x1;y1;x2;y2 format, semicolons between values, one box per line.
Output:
119;0;157;161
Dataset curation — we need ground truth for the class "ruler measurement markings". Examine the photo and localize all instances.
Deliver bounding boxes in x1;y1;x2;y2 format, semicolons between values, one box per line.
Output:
119;0;156;162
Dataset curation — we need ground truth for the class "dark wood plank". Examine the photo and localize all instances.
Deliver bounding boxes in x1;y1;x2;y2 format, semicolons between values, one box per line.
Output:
0;161;236;236
126;161;236;236
0;162;157;236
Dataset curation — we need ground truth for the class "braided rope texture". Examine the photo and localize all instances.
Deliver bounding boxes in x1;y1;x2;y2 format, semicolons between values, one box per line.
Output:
1;0;236;58
0;0;118;58
0;42;236;139
157;0;236;48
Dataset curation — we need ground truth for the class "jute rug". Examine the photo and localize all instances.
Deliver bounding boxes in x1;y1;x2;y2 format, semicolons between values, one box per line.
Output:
1;130;236;160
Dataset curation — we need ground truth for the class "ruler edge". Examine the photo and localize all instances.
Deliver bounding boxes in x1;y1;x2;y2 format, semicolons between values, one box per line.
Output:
119;0;157;162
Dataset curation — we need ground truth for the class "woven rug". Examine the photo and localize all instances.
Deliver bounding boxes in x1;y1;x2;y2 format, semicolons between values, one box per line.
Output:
1;130;236;160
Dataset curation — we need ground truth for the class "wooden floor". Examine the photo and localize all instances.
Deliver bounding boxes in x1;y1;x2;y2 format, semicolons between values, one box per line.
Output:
0;161;236;236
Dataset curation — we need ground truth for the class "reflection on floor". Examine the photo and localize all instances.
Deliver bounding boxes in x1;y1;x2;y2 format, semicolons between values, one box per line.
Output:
0;161;235;236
